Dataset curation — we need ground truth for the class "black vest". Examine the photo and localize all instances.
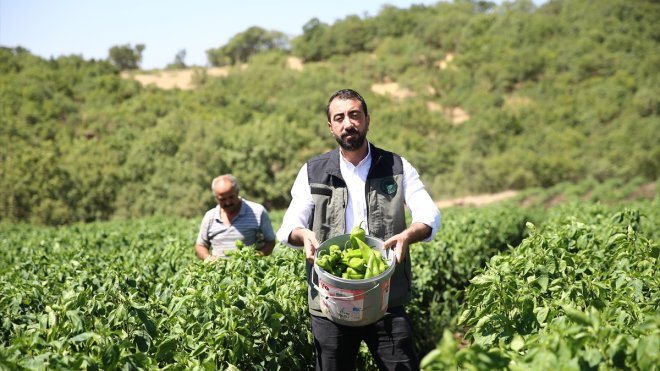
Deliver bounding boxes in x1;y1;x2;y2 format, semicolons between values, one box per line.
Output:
305;143;412;316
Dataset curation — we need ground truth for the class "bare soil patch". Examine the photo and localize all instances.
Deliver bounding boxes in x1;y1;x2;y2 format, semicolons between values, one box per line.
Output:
122;63;254;90
287;57;304;71
426;101;470;125
544;193;565;208
122;68;220;90
434;53;454;70
371;82;416;100
436;190;518;209
503;95;534;112
628;182;656;200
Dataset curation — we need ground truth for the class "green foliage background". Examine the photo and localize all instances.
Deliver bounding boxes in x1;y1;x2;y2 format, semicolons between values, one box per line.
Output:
1;0;659;225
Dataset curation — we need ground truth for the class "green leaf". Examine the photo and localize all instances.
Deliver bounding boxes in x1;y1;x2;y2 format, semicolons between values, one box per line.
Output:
510;335;524;352
134;335;149;352
65;310;83;331
563;306;591;327
135;309;158;338
102;344;120;368
475;314;494;331
155;338;178;362
537;275;549;292
458;309;473;325
70;332;96;342
233;298;246;310
470;275;493;286
535;306;549;325
637;334;659;371
420;348;444;369
582;347;602;367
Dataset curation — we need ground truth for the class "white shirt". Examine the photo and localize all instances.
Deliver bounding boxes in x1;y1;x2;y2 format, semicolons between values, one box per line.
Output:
276;144;441;247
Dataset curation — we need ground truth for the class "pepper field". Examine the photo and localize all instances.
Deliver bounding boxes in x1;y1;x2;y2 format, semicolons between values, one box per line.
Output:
1;201;657;370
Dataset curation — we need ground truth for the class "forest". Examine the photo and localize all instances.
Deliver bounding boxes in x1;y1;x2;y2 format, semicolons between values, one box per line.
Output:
1;0;658;225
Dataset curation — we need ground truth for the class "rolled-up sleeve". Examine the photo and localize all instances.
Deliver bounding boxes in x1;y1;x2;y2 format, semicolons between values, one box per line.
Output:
402;157;441;241
276;164;314;248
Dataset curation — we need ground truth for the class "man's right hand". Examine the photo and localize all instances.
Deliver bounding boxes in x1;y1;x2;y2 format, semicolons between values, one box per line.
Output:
290;228;319;263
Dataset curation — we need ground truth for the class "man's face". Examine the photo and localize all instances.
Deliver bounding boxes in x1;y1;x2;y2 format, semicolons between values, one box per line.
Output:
213;181;241;214
327;98;369;151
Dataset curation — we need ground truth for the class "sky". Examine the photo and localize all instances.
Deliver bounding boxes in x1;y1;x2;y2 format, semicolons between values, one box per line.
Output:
1;0;543;70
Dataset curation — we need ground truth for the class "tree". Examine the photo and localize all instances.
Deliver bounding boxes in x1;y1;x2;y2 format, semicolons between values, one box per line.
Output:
207;26;289;66
108;43;145;70
167;49;187;69
292;18;329;62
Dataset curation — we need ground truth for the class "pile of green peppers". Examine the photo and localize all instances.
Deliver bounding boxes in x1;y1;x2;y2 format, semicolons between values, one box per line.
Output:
316;222;389;280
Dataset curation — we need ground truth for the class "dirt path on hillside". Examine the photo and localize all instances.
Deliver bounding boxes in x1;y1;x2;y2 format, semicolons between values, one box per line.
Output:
435;190;518;208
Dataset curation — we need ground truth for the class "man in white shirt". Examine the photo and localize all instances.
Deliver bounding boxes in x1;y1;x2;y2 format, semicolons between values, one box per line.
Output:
277;89;440;370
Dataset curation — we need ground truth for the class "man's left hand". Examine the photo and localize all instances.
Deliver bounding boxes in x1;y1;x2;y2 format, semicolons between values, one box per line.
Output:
383;223;432;264
383;232;410;264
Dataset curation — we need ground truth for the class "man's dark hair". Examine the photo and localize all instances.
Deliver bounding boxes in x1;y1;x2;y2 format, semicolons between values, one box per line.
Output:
326;89;369;121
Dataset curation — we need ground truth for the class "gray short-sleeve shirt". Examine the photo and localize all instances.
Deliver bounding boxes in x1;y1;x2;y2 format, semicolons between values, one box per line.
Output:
196;199;276;258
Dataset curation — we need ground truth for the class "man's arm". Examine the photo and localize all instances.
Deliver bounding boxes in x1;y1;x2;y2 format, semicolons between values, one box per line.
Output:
276;164;316;261
195;211;216;261
401;157;441;242
195;243;216;261
383;157;441;263
258;208;277;256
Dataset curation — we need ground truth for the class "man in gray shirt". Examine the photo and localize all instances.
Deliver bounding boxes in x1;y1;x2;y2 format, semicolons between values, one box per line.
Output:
195;174;276;261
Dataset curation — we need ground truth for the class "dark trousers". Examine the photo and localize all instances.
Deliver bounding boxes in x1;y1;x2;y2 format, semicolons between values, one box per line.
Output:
310;306;419;371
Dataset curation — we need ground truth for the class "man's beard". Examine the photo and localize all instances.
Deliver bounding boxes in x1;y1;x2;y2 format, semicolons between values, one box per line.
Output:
335;128;366;151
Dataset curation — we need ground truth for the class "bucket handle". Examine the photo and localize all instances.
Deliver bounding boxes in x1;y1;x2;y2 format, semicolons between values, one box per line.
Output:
311;267;382;300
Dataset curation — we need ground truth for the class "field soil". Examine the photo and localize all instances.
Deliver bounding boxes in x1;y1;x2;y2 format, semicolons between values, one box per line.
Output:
435;190;518;208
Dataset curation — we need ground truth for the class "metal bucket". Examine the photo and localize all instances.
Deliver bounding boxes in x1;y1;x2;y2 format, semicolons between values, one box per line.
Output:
313;234;395;327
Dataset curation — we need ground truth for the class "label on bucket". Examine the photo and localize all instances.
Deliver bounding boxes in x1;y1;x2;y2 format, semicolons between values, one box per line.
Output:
319;280;365;322
380;279;390;312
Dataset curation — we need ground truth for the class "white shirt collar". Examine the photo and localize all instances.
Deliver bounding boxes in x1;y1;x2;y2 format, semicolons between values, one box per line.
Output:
339;141;371;171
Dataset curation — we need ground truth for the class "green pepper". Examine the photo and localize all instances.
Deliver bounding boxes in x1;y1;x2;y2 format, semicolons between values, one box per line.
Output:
376;252;387;274
330;252;341;265
348;257;365;272
344;267;364;280
349;221;366;249
343;248;363;259
353;237;375;263
316;255;333;272
371;251;384;276
363;252;375;279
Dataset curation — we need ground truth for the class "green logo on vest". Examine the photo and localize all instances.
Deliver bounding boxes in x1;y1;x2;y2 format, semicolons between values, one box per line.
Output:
381;179;397;195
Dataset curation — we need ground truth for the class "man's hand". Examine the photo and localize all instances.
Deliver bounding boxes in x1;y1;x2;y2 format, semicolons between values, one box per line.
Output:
195;243;214;261
260;241;276;256
383;222;432;264
290;228;319;263
383;233;410;264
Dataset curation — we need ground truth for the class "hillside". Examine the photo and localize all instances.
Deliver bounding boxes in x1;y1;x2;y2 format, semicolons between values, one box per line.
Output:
1;0;658;225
